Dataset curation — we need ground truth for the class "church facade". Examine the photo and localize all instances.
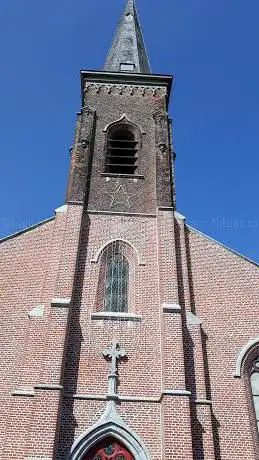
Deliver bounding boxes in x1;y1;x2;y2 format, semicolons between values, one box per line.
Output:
1;1;259;459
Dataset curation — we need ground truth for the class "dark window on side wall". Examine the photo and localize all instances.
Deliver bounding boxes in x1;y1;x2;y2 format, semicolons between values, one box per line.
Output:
251;358;259;434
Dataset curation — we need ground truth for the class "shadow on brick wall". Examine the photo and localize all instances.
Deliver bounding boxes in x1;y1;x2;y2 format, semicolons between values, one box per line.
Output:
178;225;222;460
56;212;90;459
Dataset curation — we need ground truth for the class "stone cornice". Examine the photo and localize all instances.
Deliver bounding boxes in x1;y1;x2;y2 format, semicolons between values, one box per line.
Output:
81;71;172;107
84;82;168;97
81;70;172;90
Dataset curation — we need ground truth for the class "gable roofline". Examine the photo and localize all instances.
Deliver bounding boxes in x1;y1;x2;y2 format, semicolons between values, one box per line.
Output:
187;225;259;268
0;216;55;244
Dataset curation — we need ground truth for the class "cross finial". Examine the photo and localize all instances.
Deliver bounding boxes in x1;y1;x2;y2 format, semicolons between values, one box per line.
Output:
102;340;126;375
102;341;127;398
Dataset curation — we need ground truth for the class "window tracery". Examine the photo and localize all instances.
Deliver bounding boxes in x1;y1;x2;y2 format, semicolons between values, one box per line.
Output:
104;252;129;312
84;437;134;460
94;240;136;314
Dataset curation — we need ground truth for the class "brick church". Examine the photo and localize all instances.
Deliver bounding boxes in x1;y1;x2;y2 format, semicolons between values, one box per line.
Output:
1;0;259;459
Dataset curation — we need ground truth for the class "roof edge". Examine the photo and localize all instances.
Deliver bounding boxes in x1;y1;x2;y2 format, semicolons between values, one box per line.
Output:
187;225;259;268
80;70;173;105
133;1;152;74
0;216;55;244
81;70;172;85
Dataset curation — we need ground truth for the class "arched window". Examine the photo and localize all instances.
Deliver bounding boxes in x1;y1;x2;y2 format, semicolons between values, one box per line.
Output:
104;253;129;312
106;126;138;175
250;357;259;434
83;437;134;460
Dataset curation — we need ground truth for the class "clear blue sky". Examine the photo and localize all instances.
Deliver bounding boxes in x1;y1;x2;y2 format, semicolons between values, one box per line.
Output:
0;0;258;263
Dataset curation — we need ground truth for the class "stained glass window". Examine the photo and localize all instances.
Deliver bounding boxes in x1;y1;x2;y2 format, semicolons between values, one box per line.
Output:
84;437;134;460
251;358;259;434
104;253;129;313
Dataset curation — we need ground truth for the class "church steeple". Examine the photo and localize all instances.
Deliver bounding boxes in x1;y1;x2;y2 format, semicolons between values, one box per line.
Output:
104;0;151;74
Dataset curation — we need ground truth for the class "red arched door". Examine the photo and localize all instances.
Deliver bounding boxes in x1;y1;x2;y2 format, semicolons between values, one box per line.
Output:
83;437;134;460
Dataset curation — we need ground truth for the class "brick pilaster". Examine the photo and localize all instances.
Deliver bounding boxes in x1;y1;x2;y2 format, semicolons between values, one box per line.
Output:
188;321;215;460
30;204;84;458
158;209;193;457
163;395;193;460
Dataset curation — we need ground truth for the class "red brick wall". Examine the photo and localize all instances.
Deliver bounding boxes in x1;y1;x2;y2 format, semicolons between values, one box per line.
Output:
1;209;259;459
186;226;259;460
0;219;55;457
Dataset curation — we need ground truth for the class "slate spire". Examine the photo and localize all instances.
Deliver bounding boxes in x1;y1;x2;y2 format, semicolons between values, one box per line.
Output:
104;0;151;74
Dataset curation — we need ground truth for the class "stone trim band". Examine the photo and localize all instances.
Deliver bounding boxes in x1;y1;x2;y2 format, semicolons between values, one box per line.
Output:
91;312;142;322
66;389;192;403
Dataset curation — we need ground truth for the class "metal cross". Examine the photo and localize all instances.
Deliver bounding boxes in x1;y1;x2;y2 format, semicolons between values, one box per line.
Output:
102;340;126;376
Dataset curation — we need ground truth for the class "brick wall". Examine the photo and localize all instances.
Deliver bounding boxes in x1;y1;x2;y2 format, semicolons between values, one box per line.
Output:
186;226;259;460
1;207;259;459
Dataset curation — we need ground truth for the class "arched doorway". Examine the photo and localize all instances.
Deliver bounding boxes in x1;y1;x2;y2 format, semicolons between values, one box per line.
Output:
83;437;134;460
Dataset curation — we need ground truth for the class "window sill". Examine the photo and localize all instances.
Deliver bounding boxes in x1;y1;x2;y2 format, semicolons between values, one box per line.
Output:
101;173;144;180
91;311;142;322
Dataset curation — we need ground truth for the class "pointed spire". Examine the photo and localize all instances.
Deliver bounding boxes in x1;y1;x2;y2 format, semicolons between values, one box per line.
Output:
104;0;151;74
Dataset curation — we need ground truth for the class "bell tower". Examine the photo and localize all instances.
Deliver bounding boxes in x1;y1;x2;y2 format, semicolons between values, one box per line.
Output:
58;0;193;458
66;0;175;214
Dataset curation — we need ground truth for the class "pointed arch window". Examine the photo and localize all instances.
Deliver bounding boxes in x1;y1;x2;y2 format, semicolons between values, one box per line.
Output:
250;357;259;434
104;252;129;313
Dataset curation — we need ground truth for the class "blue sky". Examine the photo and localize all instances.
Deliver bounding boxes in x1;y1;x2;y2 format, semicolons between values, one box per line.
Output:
0;0;258;263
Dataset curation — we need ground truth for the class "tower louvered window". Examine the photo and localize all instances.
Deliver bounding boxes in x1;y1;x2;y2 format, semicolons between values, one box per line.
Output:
104;253;129;312
250;357;259;434
106;127;138;175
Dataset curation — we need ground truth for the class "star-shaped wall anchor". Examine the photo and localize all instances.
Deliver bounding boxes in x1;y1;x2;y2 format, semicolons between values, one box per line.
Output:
106;181;132;211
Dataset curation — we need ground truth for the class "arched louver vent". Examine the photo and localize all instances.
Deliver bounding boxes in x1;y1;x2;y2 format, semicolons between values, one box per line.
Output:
106;127;138;175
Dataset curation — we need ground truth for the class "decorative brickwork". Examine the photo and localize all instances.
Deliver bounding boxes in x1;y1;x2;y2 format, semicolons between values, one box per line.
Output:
1;1;259;459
